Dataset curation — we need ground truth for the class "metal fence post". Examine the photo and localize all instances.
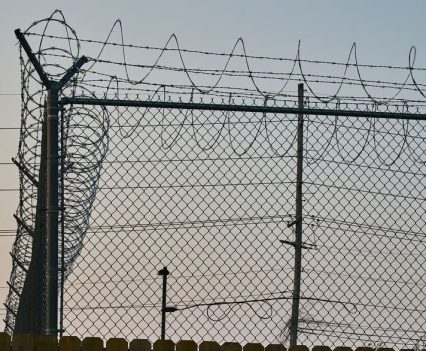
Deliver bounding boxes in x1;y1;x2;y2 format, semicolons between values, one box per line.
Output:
59;106;66;338
46;84;60;336
13;28;87;336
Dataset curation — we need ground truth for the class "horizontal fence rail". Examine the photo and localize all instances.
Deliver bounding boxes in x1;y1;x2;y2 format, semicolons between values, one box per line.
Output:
61;97;426;121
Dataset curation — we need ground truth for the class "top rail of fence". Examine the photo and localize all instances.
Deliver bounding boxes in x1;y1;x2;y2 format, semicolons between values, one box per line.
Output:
60;97;426;121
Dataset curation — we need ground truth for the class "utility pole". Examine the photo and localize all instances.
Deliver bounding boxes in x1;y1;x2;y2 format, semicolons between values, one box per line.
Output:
14;29;87;336
289;83;304;346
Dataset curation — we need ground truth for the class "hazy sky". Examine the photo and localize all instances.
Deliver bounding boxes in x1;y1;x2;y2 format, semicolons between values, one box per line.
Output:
1;0;426;332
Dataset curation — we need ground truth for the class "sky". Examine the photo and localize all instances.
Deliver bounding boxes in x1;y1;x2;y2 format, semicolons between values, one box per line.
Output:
1;0;426;335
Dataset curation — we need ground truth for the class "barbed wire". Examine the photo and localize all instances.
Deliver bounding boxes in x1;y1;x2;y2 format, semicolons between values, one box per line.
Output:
19;11;426;104
21;31;426;71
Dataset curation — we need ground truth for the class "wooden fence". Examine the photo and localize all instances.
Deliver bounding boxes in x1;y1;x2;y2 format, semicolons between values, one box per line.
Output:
0;333;413;351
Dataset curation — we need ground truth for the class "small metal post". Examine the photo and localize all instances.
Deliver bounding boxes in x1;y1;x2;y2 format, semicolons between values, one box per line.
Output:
158;266;170;340
289;83;304;346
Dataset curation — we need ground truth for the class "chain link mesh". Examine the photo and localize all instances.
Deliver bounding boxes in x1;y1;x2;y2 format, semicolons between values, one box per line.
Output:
5;12;425;347
61;96;425;348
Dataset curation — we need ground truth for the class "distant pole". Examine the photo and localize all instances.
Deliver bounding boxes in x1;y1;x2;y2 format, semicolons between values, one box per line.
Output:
158;267;170;340
289;83;304;346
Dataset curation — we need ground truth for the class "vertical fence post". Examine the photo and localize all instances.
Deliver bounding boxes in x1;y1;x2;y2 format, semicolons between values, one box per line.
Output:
46;84;60;336
14;28;87;336
59;106;66;338
289;83;304;346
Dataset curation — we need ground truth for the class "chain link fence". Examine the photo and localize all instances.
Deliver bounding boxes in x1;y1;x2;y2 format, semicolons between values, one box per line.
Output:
60;95;425;348
5;12;426;348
